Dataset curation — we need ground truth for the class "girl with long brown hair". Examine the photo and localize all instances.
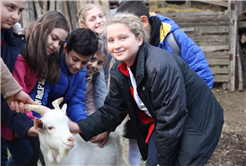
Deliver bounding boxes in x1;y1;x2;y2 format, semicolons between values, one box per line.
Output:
6;10;70;166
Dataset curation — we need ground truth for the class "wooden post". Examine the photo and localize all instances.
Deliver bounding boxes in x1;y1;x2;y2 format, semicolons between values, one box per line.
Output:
68;1;77;30
64;1;72;31
237;38;244;91
33;0;42;18
50;0;56;11
43;0;48;12
186;0;191;8
229;0;237;91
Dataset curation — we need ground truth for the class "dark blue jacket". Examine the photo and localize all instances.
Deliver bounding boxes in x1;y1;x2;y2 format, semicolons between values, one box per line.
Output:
150;13;214;88
30;55;87;122
1;28;33;138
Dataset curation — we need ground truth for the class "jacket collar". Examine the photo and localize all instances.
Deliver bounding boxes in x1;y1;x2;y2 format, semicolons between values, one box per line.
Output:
131;42;148;86
117;42;148;86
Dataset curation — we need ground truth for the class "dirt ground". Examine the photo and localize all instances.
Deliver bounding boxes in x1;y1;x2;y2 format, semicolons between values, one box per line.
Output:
206;83;246;166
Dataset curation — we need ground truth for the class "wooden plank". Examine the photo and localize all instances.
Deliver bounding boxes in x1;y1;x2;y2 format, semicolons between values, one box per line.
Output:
195;26;229;34
214;75;229;82
207;59;229;65
200;45;229;52
210;68;229;74
237;21;246;28
194;0;228;8
180;27;194;32
167;15;230;23
204;52;229;59
178;22;230;27
183;26;229;36
196;41;229;46
190;36;229;42
159;11;223;17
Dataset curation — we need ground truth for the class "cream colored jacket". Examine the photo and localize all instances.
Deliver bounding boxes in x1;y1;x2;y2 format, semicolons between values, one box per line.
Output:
1;57;22;98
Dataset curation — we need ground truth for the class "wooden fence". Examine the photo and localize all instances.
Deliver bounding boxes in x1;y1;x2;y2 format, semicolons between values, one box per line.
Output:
19;0;243;91
160;12;231;88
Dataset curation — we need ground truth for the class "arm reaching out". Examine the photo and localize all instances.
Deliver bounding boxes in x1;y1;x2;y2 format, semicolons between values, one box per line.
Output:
7;90;37;113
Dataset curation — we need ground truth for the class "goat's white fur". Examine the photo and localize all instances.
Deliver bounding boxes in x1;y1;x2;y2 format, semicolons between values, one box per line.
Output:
25;98;129;166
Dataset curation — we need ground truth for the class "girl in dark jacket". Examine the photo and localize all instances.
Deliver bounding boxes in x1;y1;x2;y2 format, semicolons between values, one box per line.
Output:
70;13;224;166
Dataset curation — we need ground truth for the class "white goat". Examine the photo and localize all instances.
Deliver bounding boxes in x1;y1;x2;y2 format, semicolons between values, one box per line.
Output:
25;98;129;166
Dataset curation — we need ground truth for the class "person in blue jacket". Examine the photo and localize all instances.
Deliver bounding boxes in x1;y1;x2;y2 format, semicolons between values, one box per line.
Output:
116;1;213;89
30;28;98;123
116;2;214;166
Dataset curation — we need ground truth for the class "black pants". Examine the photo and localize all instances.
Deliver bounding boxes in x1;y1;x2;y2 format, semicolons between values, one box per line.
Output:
25;137;45;166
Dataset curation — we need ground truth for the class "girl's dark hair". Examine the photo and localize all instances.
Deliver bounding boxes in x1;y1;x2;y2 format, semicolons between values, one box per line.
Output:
21;11;70;84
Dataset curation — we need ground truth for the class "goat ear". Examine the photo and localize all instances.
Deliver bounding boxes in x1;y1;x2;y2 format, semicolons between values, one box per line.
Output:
61;103;67;115
34;118;44;131
52;97;64;109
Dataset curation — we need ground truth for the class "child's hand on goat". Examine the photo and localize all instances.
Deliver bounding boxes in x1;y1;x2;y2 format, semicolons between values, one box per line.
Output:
89;131;110;148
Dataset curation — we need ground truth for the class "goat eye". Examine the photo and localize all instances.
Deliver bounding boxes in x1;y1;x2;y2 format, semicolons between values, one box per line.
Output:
48;126;53;130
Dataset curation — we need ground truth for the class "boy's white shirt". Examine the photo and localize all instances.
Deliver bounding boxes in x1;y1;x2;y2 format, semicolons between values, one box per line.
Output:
127;67;152;117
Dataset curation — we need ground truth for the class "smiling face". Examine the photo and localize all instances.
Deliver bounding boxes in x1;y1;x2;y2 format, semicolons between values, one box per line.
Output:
1;1;26;29
86;52;106;77
83;7;106;34
46;28;68;56
64;44;92;74
107;23;143;67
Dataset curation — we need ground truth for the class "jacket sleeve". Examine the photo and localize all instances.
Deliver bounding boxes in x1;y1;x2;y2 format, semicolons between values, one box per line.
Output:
1;97;33;139
29;79;51;118
168;30;214;89
92;67;108;110
1;57;22;98
66;75;88;122
151;65;188;166
78;71;128;141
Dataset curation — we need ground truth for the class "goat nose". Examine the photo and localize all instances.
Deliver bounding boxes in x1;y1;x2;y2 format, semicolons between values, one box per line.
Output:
67;136;74;144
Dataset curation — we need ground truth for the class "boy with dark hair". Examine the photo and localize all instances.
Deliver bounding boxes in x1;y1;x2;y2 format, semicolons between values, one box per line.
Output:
30;28;98;123
116;2;214;165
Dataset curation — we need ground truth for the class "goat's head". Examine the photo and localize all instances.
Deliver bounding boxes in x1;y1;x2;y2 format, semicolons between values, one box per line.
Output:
25;97;74;163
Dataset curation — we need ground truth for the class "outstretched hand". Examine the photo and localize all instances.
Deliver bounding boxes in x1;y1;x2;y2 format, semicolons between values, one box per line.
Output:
26;126;39;137
6;90;37;113
89;131;110;148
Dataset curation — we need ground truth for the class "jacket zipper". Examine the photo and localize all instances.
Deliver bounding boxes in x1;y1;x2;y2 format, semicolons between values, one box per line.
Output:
62;72;70;97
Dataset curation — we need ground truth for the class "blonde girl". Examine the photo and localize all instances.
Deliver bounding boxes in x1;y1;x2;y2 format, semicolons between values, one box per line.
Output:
70;13;224;166
77;3;108;35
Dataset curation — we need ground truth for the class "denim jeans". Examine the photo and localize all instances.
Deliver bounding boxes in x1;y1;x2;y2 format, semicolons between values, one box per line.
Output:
7;137;33;166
